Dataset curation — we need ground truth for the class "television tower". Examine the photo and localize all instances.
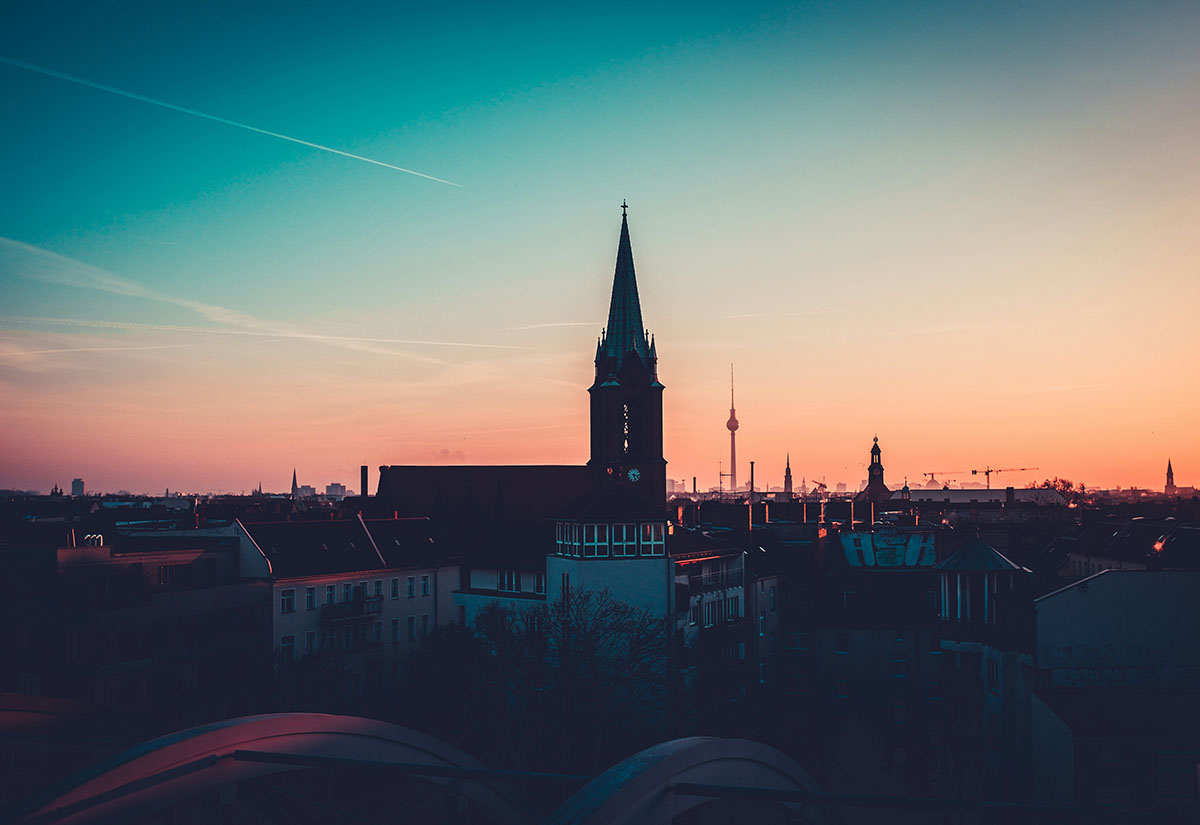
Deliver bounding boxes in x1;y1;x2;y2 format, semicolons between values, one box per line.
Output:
727;364;739;493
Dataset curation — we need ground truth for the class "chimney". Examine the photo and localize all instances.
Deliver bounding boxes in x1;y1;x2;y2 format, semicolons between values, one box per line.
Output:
361;465;369;498
1005;486;1015;507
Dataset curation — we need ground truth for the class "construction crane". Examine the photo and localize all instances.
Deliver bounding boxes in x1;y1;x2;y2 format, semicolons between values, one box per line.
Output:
922;470;965;488
971;466;1039;490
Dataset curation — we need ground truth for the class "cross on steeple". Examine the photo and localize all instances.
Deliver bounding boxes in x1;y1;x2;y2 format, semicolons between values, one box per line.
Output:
621;199;628;217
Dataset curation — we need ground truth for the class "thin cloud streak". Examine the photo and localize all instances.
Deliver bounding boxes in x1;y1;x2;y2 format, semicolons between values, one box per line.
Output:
722;310;852;319
507;321;600;330
0;56;462;187
0;315;531;350
0;242;532;360
0;343;190;358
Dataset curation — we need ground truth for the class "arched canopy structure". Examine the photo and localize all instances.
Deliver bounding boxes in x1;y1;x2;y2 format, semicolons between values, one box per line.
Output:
13;713;535;825
543;736;844;825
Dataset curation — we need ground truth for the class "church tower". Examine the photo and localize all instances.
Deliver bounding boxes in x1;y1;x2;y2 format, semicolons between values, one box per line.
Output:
588;203;666;503
784;453;793;497
1166;459;1177;496
860;436;890;503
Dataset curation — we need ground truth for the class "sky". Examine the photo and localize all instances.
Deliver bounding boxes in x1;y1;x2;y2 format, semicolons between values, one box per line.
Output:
1;0;1198;495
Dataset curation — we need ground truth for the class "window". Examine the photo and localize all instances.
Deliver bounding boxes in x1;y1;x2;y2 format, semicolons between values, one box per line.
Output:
407;576;415;598
836;631;850;654
726;595;739;620
769;585;776;611
342;583;353;602
359;581;367;597
280;635;295;662
407;616;416;641
421;614;430;635
305;587;316;611
640;523;665;556
987;659;1000;692
323;629;334;650
571;522;581;556
534;572;545;593
421;575;430;596
305;630;316;655
690;604;700;625
280;589;295;614
758;612;766;636
891;655;908;678
390;578;400;599
373;621;382;644
373;580;383;598
499;570;521;592
391;618;400;643
555;522;564;555
325;585;335;606
612;523;637;556
583;523;610;557
703;601;716;627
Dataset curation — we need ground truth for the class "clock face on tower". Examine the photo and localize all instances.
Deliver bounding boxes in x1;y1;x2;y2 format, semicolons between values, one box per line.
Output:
627;468;641;483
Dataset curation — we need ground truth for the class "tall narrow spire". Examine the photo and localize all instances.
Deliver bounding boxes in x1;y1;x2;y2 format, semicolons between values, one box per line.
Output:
727;363;739;493
291;468;298;498
602;204;647;369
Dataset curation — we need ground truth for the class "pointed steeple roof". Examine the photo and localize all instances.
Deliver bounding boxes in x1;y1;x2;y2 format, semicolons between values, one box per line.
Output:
602;205;648;369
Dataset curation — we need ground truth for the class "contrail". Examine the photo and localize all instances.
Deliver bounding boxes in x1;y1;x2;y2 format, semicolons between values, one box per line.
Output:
0;343;190;358
0;55;462;187
0;315;531;351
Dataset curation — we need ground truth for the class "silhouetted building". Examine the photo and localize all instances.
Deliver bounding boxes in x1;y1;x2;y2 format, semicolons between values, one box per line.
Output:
856;436;890;505
70;478;85;497
376;207;667;520
1166;458;1176;496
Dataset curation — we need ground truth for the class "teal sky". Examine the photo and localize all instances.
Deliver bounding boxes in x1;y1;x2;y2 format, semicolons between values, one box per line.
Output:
2;1;1198;494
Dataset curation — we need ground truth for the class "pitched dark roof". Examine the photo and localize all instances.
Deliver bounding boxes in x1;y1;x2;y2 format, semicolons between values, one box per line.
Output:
361;518;445;568
553;479;668;523
1156;522;1200;569
936;537;1026;572
668;525;740;559
1035;690;1200;737
243;519;383;579
601;213;648;370
1102;518;1176;563
375;465;594;525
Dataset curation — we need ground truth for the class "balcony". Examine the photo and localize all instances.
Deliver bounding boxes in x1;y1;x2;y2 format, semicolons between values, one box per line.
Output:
319;595;384;624
686;569;744;594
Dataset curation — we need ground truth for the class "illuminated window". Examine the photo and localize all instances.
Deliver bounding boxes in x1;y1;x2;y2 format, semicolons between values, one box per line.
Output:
640;523;665;556
583;523;610;557
612;523;638;556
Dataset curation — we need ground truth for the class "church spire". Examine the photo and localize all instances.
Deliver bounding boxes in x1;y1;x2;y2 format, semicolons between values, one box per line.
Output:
291;468;298;498
601;202;648;370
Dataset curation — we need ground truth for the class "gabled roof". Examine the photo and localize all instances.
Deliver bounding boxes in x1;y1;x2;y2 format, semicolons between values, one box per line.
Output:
554;479;667;523
1101;518;1175;563
361;518;444;568
601;213;648;370
242;519;383;579
935;537;1027;572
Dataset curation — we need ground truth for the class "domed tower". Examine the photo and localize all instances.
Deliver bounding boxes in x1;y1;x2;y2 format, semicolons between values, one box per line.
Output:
727;364;739;493
588;202;666;503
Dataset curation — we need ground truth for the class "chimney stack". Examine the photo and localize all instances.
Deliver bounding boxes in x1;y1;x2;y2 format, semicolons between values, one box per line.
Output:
361;465;369;498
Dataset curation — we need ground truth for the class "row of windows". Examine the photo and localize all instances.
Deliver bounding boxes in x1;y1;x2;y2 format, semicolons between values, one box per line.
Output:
692;594;741;627
280;576;432;614
279;614;432;660
555;522;665;557
497;570;546;594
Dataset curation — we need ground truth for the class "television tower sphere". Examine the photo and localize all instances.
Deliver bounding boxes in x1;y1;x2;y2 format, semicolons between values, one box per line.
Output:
727;412;739;432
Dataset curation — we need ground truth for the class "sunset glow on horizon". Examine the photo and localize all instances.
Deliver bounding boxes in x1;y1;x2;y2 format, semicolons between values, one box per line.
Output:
2;1;1198;496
